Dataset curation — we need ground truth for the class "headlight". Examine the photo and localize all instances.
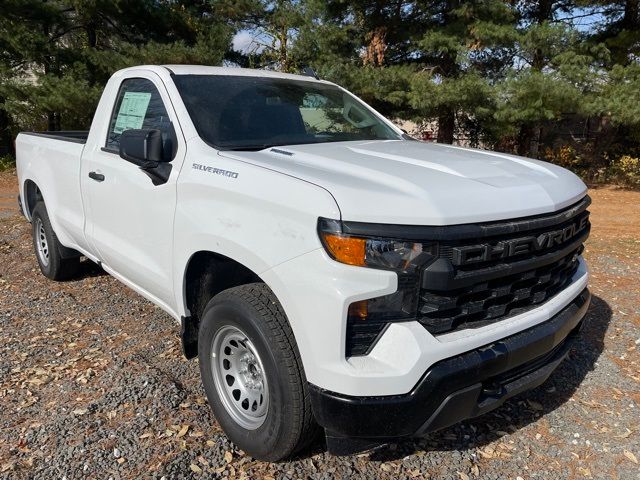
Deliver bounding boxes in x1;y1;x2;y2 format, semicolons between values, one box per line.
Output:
318;218;436;271
318;218;438;356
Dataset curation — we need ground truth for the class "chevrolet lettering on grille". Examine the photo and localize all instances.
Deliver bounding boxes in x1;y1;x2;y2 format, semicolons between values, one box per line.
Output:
452;215;589;266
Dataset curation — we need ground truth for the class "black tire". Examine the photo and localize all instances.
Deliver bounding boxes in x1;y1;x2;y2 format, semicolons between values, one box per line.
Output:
31;202;80;280
198;283;318;461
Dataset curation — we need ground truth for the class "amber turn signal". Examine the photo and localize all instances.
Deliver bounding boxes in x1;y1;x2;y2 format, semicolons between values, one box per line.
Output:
348;300;369;320
320;233;366;266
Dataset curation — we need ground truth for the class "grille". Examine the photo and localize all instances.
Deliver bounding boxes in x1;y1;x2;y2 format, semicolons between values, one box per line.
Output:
418;246;582;335
417;197;590;336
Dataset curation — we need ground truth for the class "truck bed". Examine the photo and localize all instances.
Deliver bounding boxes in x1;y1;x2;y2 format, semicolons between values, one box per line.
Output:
21;131;89;144
16;130;88;249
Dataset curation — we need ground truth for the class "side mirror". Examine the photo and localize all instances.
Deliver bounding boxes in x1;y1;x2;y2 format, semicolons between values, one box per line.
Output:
119;129;173;185
119;129;164;167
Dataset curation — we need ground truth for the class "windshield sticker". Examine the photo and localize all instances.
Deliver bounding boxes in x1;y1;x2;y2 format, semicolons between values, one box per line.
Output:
113;91;152;134
192;163;239;179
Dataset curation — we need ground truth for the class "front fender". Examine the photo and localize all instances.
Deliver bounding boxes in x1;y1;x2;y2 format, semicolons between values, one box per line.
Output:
172;142;341;317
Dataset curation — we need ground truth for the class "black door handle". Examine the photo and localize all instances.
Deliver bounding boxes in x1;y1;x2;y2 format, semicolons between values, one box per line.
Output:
88;171;105;182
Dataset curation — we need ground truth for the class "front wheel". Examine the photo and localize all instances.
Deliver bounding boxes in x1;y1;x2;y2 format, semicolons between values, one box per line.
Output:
198;283;317;461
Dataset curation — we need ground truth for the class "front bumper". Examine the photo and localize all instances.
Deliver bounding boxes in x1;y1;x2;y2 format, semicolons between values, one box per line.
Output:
309;288;590;449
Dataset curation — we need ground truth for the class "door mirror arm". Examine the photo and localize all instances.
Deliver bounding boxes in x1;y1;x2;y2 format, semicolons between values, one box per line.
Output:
139;160;160;170
140;162;172;186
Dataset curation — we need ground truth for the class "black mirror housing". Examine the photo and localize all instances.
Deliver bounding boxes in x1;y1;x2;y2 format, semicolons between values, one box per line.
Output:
119;129;164;166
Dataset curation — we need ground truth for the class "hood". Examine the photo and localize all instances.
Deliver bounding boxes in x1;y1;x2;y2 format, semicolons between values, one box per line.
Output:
219;140;587;226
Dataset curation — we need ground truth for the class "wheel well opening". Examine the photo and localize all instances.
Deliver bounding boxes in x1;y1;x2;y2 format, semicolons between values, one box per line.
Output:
24;180;43;217
181;251;262;359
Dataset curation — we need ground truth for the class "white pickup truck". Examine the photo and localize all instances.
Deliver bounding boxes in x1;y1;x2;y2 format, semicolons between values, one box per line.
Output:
16;65;591;460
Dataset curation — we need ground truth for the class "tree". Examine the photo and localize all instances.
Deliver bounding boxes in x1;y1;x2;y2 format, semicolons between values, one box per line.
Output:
585;0;640;65
0;0;233;155
407;1;518;144
490;1;604;156
248;0;307;72
287;0;423;119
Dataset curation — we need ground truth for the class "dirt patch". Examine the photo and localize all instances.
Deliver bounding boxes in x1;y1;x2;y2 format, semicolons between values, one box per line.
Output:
0;170;638;479
588;185;640;238
0;169;18;219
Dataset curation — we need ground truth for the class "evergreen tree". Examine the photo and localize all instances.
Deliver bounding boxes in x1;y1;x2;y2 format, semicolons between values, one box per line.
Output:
0;0;233;152
288;0;421;119
408;0;518;144
293;1;518;144
585;0;640;65
493;1;604;156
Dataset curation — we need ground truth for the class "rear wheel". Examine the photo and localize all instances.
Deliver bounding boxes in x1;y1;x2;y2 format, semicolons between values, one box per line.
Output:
198;283;318;461
31;202;80;280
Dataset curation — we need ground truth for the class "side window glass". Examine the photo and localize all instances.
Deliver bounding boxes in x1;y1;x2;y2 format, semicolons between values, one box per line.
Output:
106;78;171;150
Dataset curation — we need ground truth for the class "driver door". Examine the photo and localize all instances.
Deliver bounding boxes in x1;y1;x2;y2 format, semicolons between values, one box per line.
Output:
82;74;184;311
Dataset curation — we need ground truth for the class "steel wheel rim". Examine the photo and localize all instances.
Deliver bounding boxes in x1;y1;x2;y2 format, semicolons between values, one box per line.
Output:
211;325;269;430
35;218;50;267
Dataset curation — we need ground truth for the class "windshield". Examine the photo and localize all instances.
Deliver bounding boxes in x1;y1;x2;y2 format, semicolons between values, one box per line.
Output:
173;75;401;150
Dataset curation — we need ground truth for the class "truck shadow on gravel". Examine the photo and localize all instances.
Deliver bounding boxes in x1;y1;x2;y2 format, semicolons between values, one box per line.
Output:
361;295;612;461
63;258;107;281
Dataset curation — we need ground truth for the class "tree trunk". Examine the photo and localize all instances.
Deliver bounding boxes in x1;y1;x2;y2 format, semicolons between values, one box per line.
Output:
517;124;539;157
87;20;97;49
535;0;554;24
43;20;61;132
0;99;11;156
435;4;457;145
623;0;639;30
47;113;56;131
532;0;555;70
437;110;455;144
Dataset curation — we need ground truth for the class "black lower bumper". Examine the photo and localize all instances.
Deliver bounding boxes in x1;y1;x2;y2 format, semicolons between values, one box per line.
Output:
310;289;590;451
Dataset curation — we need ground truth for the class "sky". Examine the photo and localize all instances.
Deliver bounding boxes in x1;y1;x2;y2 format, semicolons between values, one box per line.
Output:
232;30;267;54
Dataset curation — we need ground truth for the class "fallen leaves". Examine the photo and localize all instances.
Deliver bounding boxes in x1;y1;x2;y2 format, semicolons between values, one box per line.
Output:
477;443;515;460
623;450;638;464
616;428;633;439
578;466;592;477
14;390;39;411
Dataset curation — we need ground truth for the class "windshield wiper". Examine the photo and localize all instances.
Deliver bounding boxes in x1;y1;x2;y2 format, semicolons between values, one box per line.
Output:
221;137;350;151
222;144;277;152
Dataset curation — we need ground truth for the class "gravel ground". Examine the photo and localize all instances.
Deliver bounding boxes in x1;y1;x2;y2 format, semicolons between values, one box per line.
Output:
1;170;639;479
